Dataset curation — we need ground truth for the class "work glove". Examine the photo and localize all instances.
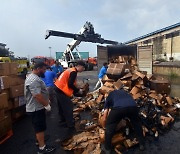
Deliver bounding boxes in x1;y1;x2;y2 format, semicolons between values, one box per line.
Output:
79;89;84;95
45;104;51;112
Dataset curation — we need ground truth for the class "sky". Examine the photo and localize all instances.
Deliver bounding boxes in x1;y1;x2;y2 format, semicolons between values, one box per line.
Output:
0;0;179;59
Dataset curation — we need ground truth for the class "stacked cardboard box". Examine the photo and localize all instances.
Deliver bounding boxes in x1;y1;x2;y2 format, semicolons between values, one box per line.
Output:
0;63;10;76
0;62;25;142
61;56;180;153
0;93;12;140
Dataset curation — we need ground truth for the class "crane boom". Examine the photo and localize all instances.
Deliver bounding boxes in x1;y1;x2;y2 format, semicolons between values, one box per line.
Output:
45;30;118;45
45;21;119;68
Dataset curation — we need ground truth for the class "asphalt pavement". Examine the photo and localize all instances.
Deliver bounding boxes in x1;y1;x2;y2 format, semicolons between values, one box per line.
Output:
0;69;180;154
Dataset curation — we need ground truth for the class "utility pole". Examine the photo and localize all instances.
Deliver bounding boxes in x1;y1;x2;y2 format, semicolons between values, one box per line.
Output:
27;55;30;61
49;47;52;57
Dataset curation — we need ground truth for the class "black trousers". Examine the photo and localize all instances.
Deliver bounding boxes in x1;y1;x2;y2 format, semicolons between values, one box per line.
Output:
55;88;74;128
105;106;144;150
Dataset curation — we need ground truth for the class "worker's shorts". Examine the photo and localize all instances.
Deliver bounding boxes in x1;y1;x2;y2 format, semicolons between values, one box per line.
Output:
27;109;46;133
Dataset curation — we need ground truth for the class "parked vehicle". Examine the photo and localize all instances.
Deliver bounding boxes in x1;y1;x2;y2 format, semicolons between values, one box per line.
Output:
31;56;55;66
0;56;30;74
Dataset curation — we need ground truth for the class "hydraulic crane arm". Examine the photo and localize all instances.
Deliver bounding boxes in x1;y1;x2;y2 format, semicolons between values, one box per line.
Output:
45;22;118;45
45;30;118;45
45;31;75;40
45;21;119;67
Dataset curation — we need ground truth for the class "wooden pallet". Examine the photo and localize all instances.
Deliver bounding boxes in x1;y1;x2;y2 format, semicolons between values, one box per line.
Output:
0;129;13;144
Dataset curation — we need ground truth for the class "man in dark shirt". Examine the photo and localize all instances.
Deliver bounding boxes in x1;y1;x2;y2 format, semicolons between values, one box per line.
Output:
54;61;85;134
101;88;144;153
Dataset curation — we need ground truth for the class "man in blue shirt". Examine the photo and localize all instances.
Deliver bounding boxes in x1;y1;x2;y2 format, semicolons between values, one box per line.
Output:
101;87;144;153
51;61;64;77
94;62;108;90
42;66;57;104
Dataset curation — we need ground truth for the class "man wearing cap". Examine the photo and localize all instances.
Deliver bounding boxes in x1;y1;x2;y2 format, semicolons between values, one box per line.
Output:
54;61;85;133
101;88;145;153
25;62;55;154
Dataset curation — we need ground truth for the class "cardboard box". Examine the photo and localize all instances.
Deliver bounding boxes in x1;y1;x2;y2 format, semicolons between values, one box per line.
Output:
0;93;8;109
99;86;114;95
104;82;114;88
135;71;146;79
131;74;139;81
118;56;129;63
130;58;137;65
166;97;173;105
107;63;126;79
102;75;114;82
113;79;123;90
96;94;104;104
11;96;25;109
112;133;125;145
149;93;158;99
150;80;171;94
0;109;5;120
130;86;141;95
132;93;141;100
120;72;132;80
1;89;10;99
160;115;174;126
9;96;25;108
123;80;132;89
9;63;18;75
9;75;25;86
0;115;12;138
8;101;13;110
10;84;24;98
0;76;10;89
99;128;105;142
123;139;139;148
118;56;127;63
12;97;19;108
0;63;10;76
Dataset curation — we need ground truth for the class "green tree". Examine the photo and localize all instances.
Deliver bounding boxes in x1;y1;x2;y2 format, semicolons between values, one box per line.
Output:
0;48;14;57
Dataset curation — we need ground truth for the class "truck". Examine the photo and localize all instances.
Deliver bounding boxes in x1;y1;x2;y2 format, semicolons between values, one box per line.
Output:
97;45;153;74
56;51;89;60
0;56;30;74
56;51;97;70
31;56;55;66
45;21;118;70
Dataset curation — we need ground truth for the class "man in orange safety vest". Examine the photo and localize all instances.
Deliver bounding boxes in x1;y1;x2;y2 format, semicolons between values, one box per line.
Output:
54;61;86;134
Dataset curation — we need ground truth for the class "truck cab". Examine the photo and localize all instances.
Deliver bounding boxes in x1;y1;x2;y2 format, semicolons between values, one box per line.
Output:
31;56;55;66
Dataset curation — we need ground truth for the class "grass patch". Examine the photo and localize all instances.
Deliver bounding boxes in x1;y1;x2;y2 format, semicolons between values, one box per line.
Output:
169;73;179;79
